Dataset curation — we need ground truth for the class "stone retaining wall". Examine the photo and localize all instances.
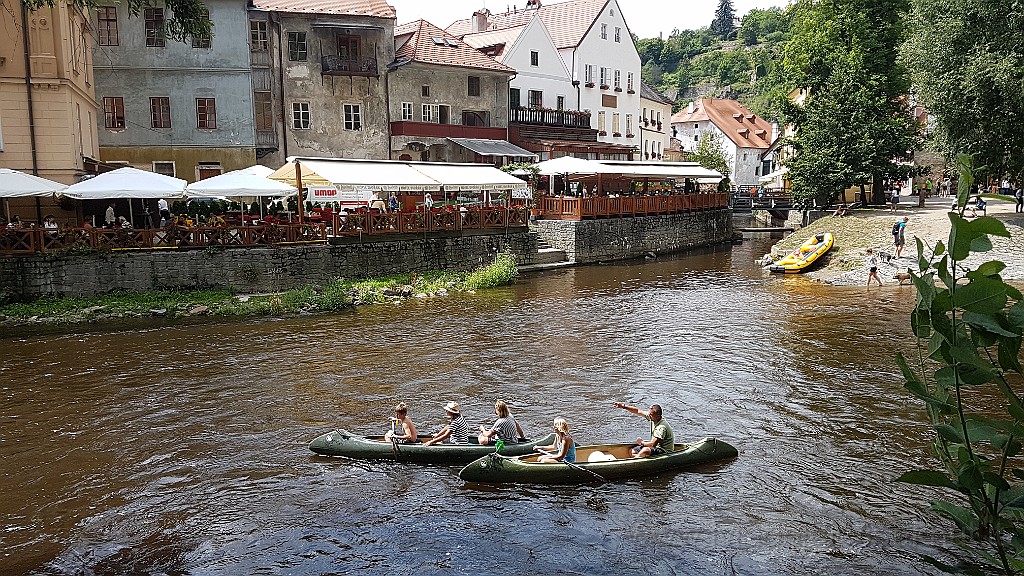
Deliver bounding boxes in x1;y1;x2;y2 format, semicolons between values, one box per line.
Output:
0;231;538;299
531;209;732;263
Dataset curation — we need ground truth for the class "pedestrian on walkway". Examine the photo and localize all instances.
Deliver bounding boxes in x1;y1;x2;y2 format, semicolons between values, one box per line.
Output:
889;187;899;213
894;216;909;258
865;249;882;286
1015;186;1023;213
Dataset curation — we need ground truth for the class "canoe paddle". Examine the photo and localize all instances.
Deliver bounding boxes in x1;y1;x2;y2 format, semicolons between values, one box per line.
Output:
536;449;607;484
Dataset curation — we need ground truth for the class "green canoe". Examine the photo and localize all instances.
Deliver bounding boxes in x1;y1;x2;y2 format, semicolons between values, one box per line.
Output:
458;438;738;484
308;429;557;464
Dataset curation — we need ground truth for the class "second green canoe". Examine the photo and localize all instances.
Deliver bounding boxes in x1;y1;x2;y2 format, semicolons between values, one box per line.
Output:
458;438;738;484
308;429;556;464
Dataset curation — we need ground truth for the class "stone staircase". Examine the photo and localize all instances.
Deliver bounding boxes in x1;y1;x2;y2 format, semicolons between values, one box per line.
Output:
531;235;570;266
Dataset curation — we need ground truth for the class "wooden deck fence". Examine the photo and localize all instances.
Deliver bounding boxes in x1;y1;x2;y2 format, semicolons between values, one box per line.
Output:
0;207;531;255
538;193;729;220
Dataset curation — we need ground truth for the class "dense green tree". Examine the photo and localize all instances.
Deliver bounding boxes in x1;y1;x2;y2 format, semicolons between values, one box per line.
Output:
710;0;737;39
904;0;1024;181
739;7;789;45
780;0;921;207
691;131;732;188
22;0;211;41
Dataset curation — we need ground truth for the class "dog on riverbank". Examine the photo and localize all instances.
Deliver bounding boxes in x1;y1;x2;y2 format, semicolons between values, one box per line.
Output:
894;272;912;285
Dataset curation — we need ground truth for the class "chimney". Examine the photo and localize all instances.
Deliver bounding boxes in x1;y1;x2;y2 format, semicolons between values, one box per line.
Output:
686;101;695;114
525;0;542;8
472;9;491;33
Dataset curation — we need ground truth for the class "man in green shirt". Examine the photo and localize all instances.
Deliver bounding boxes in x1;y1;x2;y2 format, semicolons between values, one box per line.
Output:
613;401;674;457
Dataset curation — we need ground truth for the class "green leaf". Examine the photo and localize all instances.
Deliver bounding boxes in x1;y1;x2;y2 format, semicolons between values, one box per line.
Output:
897;470;957;490
911;308;932;338
935;423;965;444
934;241;946;257
1009;302;1024;330
998;336;1023;374
958;462;984;491
949;214;1009;261
931;500;979;535
953;277;1008;314
962;311;1018;337
970;260;1007;279
982;471;1011;491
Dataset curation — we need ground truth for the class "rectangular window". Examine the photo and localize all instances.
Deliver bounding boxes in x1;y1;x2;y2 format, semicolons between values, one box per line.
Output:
292;102;310;129
601;23;607;39
337;35;359;60
149;97;170;128
509;88;520;109
462;110;490;126
528;90;543;108
250;20;268;52
196;98;217;129
626;114;632;135
103;96;125;129
97;7;118;46
421;85;430;97
556;95;565;110
597;111;606;132
468;76;480;97
145;8;165;47
152;161;175;177
288;31;307;61
254;91;273;130
615;27;621;42
197;163;223;180
344;104;361;130
614;69;621;89
627;72;634;91
612;113;620;134
401;102;413;121
585;65;594;84
192;9;211;48
530;51;539;66
600;67;608;86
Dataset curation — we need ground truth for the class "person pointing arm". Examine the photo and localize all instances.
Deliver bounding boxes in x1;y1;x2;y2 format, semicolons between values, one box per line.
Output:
613;401;675;458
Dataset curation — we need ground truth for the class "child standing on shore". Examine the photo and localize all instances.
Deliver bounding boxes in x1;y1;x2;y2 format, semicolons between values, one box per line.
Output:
866;249;882;287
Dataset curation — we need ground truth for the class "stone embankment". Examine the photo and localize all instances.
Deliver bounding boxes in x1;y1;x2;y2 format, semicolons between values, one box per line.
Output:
767;195;1024;286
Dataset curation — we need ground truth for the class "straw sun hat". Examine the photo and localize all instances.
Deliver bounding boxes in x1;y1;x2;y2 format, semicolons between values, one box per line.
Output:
443;401;461;415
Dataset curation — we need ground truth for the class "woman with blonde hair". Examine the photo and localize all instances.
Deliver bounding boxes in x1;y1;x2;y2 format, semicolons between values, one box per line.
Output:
537;417;576;463
478;400;525;445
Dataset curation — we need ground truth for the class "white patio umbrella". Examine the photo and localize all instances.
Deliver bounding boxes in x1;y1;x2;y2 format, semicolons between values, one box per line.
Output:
0;168;68;197
184;168;297;198
533;156;615;176
64;167;186;227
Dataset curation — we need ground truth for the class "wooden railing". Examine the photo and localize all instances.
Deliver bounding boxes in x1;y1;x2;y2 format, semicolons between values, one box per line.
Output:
509;106;591;128
537;193;728;220
0;207;530;255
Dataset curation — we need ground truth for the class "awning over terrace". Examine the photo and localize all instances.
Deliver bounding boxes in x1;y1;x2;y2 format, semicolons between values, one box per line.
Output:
268;158;531;193
447;138;538;160
595;161;724;181
268;158;441;192
409;163;530;192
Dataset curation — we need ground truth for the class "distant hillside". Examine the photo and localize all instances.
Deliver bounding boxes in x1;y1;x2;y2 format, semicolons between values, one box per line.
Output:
636;7;793;121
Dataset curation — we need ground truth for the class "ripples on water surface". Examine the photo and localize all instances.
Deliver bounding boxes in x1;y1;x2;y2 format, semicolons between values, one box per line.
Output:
1;237;955;574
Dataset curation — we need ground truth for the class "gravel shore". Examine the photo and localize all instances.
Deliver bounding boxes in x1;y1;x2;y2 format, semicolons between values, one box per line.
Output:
768;195;1024;286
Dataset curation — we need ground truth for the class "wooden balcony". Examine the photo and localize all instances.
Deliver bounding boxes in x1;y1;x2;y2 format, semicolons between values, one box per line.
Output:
390;121;506;140
509;106;591;129
538;193;728;220
321;55;379;77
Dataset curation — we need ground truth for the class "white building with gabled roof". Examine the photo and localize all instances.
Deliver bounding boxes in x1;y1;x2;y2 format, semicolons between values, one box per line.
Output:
449;0;640;159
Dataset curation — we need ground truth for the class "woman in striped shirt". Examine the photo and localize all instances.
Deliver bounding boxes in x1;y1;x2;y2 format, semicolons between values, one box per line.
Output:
424;401;470;445
478;400;525;445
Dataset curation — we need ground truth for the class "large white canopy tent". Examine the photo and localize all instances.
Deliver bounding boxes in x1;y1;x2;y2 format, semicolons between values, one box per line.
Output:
533;156;618;176
0;168;69;221
64;167;186;227
184;168;297;198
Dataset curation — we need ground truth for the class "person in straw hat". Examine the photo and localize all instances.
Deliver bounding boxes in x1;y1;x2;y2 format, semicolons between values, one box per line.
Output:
423;401;470;446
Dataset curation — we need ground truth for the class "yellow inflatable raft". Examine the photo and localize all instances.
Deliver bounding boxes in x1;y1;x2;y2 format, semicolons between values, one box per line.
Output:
769;232;833;273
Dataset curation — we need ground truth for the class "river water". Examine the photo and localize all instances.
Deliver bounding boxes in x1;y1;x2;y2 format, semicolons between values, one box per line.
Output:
1;235;956;575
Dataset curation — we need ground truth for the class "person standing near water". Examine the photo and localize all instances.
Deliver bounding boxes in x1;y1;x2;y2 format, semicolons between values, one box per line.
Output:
894;217;908;258
865;249;882;287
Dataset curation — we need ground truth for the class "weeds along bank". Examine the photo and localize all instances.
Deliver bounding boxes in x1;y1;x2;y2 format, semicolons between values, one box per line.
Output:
0;252;519;328
0;232;538;301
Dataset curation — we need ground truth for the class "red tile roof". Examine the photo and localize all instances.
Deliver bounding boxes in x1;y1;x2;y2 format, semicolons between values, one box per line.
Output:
447;0;608;49
395;19;513;73
674;98;772;149
250;0;395;17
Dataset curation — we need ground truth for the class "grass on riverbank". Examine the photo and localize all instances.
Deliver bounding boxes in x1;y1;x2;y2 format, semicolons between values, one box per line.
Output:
0;251;519;326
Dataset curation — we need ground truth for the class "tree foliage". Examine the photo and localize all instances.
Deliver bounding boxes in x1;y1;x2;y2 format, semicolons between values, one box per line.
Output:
903;0;1024;182
691;131;732;187
898;155;1024;575
780;0;921;207
22;0;211;41
711;0;737;40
